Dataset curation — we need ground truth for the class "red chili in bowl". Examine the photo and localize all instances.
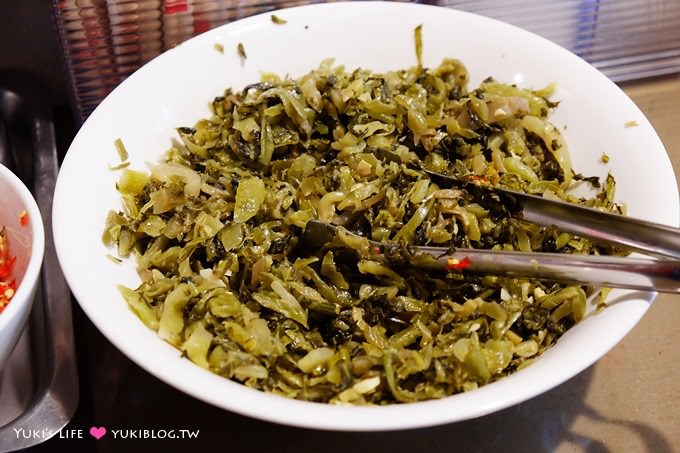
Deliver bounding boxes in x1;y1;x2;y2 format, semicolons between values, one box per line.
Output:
0;227;17;313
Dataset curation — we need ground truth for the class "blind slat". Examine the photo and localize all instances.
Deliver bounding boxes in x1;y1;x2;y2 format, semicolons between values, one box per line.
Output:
52;0;680;123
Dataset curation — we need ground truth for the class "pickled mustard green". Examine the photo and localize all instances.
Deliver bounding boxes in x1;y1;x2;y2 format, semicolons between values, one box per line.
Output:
104;52;626;404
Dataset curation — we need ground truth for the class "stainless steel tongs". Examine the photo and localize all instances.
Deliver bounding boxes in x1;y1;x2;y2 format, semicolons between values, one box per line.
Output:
300;170;680;293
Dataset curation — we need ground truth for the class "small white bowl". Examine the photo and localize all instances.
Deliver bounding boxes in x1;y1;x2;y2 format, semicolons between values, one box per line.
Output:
0;163;45;369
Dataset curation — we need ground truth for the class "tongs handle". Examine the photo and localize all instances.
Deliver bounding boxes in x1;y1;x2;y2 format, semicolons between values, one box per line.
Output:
423;169;680;260
301;220;680;294
515;191;680;260
412;246;680;294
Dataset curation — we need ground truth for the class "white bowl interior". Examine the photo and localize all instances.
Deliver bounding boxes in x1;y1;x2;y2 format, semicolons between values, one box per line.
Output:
52;2;678;430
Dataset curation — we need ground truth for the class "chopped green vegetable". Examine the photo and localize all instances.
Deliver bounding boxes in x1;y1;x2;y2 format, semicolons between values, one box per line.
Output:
414;24;424;71
114;137;129;162
271;14;287;25
111;138;131;170
117;169;149;195
237;42;247;60
105;31;627;404
234;176;265;223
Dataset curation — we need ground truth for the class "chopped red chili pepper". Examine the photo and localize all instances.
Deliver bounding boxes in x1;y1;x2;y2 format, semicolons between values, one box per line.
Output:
446;256;472;271
0;227;16;313
0;280;17;313
0;256;15;279
19;210;29;227
468;175;490;185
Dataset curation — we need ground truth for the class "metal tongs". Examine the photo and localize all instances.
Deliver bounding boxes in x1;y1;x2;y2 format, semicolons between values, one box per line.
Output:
301;169;680;293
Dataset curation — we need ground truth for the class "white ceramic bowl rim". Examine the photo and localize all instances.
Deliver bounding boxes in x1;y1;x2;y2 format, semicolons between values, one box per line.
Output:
53;1;678;431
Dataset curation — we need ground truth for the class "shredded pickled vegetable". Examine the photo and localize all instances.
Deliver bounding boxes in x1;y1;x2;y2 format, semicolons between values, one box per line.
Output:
104;52;626;404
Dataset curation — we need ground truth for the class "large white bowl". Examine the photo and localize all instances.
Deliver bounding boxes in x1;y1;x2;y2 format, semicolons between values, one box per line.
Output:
0;163;45;369
53;2;678;430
